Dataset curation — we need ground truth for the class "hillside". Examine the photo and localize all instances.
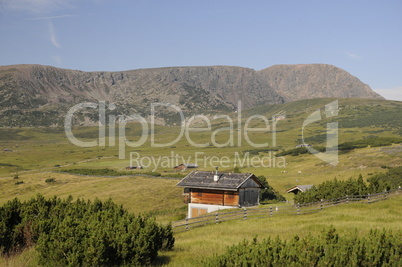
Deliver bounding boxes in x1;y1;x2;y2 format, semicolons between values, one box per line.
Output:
0;64;383;127
1;177;401;266
0;97;401;265
258;64;383;102
1;98;401;193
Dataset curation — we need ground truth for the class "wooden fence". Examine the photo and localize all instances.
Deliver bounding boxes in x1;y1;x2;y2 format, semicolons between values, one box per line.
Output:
172;187;402;232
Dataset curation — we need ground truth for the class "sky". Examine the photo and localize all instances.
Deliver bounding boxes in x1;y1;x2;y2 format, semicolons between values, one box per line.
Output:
0;0;401;101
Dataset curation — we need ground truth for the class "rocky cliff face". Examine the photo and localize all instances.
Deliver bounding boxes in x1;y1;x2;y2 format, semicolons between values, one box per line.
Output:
0;64;383;127
258;64;383;102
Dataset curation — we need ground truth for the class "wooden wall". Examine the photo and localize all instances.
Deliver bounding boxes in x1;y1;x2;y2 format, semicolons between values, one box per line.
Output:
223;191;239;206
190;189;239;206
238;188;259;207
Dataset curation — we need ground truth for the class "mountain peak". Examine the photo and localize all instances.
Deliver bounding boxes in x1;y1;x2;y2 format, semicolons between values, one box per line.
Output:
0;63;384;127
258;64;383;102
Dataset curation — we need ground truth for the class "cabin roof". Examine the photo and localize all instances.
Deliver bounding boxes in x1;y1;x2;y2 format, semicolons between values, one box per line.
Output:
174;163;199;168
286;184;314;193
177;171;265;191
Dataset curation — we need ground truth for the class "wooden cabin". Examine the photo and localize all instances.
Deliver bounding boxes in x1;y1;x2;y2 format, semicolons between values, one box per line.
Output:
177;171;265;218
286;184;314;195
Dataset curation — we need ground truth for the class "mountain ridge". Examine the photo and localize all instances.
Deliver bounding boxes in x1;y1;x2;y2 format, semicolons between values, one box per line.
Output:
258;64;381;102
0;63;384;127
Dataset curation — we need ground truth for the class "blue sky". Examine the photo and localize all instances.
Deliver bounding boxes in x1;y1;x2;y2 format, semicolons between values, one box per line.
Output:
1;0;401;100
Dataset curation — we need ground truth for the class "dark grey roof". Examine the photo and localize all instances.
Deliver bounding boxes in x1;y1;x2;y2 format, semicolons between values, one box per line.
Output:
286;184;314;193
174;163;199;168
177;171;265;191
185;164;199;168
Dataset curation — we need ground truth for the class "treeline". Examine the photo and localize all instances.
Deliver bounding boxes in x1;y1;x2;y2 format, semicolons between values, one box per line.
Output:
258;176;286;203
203;227;402;266
275;146;326;157
338;136;402;151
294;166;402;204
242;148;278;155
62;168;135;176
61;168;185;179
0;194;174;266
276;136;402;157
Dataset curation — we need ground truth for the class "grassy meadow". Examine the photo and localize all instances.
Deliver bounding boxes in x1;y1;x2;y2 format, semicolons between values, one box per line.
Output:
2;194;402;266
160;194;402;266
0;98;401;265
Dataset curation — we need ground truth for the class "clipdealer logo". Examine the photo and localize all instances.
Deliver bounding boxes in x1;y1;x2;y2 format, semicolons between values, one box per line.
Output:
302;99;339;166
64;101;280;158
64;100;339;168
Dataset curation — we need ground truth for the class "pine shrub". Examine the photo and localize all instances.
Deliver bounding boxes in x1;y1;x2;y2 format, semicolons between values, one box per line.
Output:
0;194;174;265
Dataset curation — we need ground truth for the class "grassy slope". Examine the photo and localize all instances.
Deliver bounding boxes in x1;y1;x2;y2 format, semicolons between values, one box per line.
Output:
0;173;185;222
0;98;401;265
161;194;402;266
0;98;401;205
2;194;401;266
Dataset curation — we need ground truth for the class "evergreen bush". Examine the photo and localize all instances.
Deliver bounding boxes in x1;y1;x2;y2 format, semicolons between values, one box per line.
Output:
0;194;174;265
203;227;402;266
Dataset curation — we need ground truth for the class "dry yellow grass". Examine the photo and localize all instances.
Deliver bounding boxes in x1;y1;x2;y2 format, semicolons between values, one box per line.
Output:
0;172;186;222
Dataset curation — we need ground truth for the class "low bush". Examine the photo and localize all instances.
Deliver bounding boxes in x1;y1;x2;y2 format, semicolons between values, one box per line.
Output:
294;167;402;204
203;227;402;266
338;136;402;151
0;194;174;266
276;137;402;157
276;146;326;157
258;176;286;203
62;168;128;176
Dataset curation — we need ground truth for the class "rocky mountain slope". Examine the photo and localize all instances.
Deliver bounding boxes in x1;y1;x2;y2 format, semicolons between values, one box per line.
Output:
0;64;383;126
258;64;382;102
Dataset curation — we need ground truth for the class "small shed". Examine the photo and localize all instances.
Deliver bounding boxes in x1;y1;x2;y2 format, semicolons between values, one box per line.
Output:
286;185;314;195
177;170;265;218
174;163;199;171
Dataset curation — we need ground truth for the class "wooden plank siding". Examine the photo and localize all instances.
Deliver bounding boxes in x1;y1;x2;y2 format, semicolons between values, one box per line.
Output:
190;189;239;206
238;188;259;206
223;191;239;206
191;207;208;218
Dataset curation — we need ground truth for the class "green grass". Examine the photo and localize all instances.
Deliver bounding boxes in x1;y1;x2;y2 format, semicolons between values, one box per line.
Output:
2;193;401;266
0;99;401;204
159;194;402;266
0;98;401;265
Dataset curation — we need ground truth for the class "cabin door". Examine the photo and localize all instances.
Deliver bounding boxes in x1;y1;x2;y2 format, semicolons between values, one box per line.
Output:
241;188;258;206
191;207;207;218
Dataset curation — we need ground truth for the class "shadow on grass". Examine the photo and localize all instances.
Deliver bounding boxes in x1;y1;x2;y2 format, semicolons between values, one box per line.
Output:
152;255;171;266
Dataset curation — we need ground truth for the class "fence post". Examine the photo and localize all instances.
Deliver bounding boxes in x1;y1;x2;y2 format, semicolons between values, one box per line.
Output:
215;212;219;224
320;199;323;210
367;194;370;204
185;216;189;230
270;206;273;217
346;196;349;204
243;207;247;220
297;203;300;215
